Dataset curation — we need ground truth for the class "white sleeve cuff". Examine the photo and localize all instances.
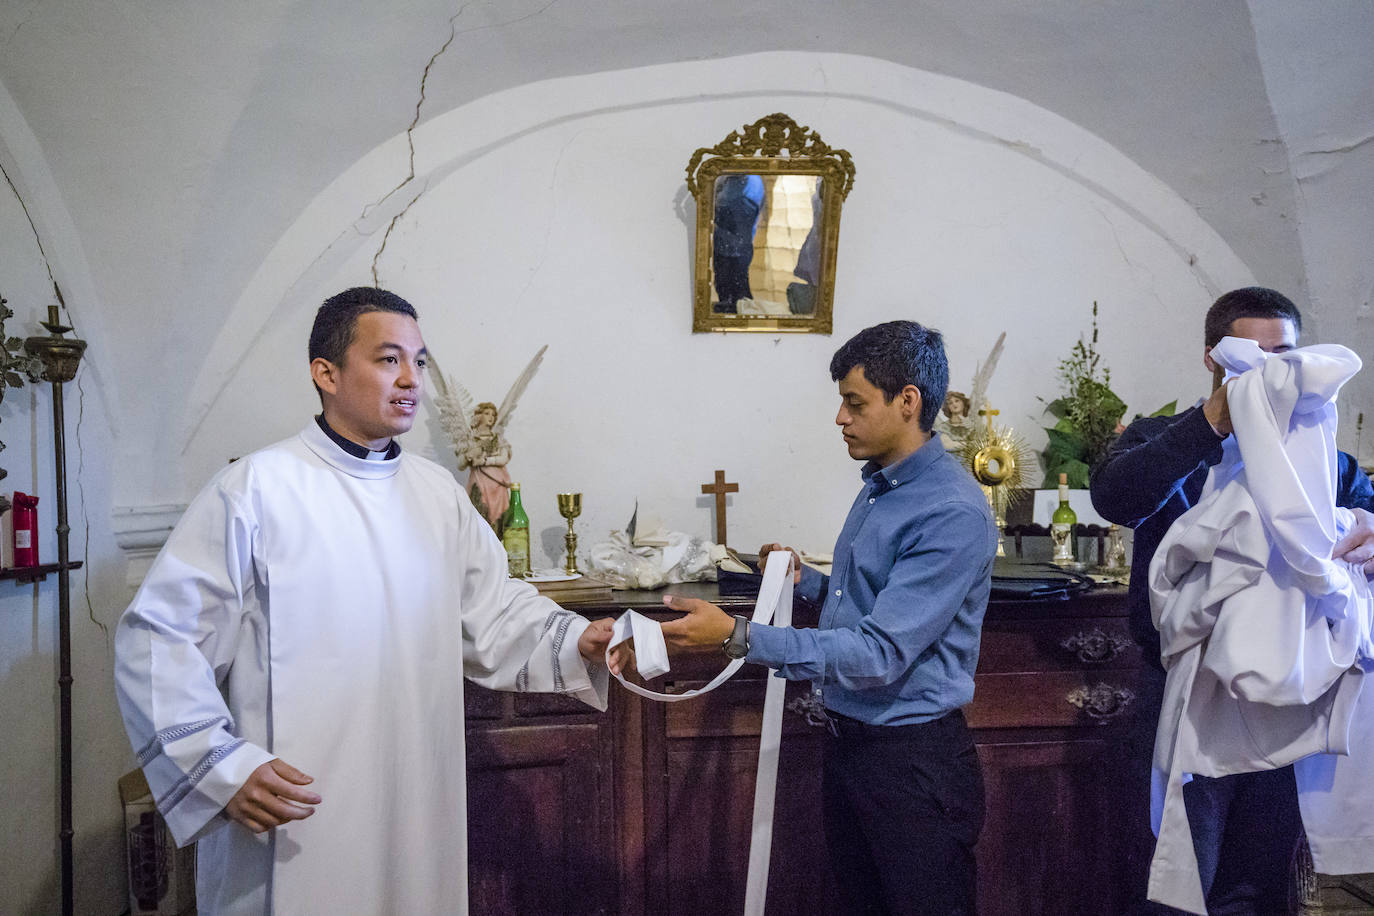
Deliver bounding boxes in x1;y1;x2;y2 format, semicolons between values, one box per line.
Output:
161;742;276;848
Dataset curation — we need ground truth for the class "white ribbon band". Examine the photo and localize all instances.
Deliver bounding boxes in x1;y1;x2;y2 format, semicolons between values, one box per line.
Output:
604;552;792;702
603;552;795;914
745;556;793;916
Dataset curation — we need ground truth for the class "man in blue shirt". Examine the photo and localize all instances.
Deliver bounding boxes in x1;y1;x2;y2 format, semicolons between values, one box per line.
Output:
655;320;999;915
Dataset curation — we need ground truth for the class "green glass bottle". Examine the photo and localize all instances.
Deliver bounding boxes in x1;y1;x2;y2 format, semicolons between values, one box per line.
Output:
1051;472;1079;567
502;483;531;578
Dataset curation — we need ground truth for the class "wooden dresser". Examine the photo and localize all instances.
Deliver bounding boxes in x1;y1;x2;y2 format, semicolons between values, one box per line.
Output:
464;582;1151;915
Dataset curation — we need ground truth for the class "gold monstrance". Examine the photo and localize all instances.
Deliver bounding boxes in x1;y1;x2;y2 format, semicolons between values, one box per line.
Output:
958;403;1033;557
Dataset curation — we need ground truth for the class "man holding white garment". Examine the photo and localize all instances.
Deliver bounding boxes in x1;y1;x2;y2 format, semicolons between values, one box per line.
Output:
629;320;998;915
1091;286;1374;913
115;287;614;915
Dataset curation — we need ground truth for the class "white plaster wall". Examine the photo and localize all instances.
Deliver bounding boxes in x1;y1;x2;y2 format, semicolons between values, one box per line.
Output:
1250;0;1374;466
184;54;1252;569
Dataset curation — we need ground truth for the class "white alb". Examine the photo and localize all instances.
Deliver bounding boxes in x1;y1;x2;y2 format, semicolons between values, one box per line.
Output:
1147;337;1373;914
115;421;608;915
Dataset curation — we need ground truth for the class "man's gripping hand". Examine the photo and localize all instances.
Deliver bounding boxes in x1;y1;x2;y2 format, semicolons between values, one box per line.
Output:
1334;507;1374;577
1202;381;1233;438
225;758;321;834
758;543;802;584
578;616;615;664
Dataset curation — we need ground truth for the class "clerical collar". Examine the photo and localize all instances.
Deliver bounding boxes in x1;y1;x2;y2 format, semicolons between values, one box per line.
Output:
314;414;400;461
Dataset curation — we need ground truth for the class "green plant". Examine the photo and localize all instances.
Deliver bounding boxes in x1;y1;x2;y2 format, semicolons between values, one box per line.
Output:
1041;302;1174;488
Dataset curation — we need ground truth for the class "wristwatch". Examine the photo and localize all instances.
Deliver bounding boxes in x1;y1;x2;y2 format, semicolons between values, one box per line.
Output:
722;614;751;659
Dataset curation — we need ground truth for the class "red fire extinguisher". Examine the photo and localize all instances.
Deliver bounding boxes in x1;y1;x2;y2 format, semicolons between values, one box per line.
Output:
13;491;38;567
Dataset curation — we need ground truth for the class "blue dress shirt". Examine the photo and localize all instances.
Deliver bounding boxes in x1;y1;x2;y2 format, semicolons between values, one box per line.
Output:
748;433;999;725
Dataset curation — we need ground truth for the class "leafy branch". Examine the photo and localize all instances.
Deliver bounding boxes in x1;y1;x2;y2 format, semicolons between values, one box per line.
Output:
1040;302;1173;488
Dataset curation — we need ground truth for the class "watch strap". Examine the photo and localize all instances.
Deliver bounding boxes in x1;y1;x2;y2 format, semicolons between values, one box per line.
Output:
722;614;750;659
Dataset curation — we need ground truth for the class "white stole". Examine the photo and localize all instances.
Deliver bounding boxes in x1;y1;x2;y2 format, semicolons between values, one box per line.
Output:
606;551;795;914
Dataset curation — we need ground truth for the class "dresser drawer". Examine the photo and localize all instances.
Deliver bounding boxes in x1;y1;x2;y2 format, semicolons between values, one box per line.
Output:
978;616;1140;674
968;670;1141;729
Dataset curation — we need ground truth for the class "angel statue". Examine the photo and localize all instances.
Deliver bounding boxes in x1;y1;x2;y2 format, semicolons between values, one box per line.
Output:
937;390;974;450
937;331;1005;453
428;345;548;535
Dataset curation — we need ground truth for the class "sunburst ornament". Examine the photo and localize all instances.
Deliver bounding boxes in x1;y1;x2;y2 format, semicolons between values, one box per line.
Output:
958;403;1034;557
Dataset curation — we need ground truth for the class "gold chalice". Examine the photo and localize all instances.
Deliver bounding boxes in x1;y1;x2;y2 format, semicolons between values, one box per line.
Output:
557;492;582;575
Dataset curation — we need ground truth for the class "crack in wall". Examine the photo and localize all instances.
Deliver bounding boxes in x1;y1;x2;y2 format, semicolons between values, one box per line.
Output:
1;158;66;313
1304;132;1374;157
4;0;42;47
513;127;584;305
369;0;564;287
370;5;468;286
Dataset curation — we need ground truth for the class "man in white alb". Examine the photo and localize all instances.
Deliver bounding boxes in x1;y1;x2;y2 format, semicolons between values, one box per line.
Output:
115;287;613;915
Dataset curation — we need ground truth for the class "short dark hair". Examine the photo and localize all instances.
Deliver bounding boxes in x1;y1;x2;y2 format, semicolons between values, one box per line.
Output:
309;287;418;366
1204;287;1302;347
829;320;948;432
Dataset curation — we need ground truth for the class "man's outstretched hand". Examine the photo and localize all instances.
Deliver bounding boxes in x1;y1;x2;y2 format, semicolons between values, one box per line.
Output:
658;594;735;650
225;758;321;834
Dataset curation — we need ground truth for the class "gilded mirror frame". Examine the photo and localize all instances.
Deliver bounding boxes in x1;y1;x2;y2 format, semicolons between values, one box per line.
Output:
686;113;856;334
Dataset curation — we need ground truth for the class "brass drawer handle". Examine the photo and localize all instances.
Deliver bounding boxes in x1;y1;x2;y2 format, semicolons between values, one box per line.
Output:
1066;684;1135;722
1061;628;1132;664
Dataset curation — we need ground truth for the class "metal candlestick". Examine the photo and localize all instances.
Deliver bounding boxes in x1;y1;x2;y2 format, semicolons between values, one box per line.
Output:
557;493;582;575
25;304;86;916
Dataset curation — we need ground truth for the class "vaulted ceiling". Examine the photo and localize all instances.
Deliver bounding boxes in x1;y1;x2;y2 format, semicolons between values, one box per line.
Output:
1;1;1369;381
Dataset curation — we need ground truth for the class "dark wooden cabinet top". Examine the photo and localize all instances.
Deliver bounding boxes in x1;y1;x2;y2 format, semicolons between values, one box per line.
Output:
555;577;1129;621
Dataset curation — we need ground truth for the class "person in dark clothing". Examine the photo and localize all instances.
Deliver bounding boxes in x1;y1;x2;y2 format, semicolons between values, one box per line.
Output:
711;174;765;312
1091;286;1374;914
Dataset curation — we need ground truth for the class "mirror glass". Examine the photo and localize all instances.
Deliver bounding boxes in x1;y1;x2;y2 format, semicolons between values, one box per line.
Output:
710;174;824;317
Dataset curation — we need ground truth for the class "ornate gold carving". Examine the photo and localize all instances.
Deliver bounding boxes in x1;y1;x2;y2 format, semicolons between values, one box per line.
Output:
685;113;855;199
686;113;855;334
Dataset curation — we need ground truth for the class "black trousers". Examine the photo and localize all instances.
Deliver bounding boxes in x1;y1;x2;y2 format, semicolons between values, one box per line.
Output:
1178;766;1304;915
822;709;985;916
712;251;753;310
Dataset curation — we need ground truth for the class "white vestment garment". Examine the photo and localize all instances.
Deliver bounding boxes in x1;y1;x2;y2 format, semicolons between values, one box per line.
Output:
1147;338;1374;914
115;422;608;915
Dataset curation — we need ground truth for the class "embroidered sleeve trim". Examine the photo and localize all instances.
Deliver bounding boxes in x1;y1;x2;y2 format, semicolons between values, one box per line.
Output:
157;738;246;812
135;716;231;766
516;611;575;693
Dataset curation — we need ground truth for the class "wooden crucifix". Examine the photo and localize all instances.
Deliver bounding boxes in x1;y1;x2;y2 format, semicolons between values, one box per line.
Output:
700;469;739;546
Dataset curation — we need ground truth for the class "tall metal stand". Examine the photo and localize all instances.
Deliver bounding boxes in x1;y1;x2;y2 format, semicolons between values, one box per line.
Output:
26;305;86;916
